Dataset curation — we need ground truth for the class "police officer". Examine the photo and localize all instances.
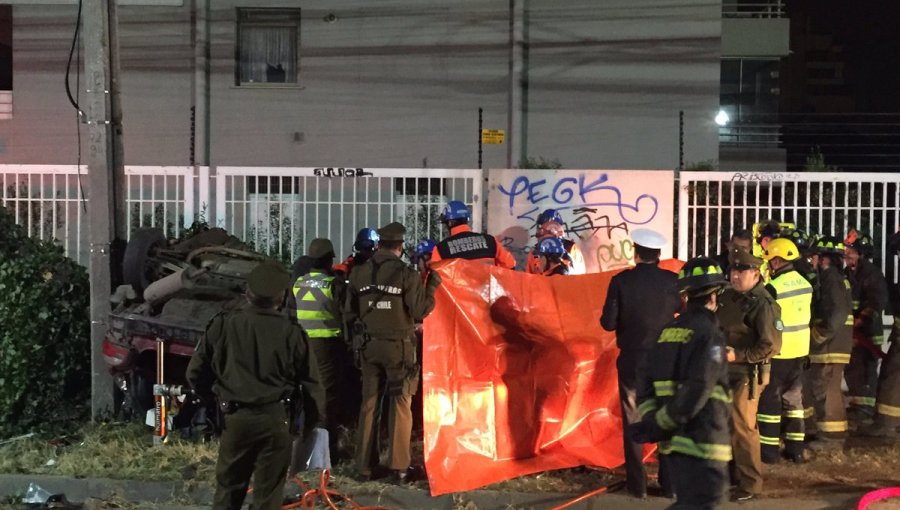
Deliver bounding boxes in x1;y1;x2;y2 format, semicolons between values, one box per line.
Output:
861;230;900;438
716;247;781;502
713;228;753;276
291;238;351;434
804;236;853;441
630;257;732;508
844;229;889;420
757;238;813;464
187;261;326;510
525;208;586;274
601;228;680;498
431;200;516;268
346;222;442;481
334;228;380;278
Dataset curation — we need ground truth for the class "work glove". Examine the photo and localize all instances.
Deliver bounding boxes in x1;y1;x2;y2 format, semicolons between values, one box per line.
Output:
627;419;671;444
426;270;443;290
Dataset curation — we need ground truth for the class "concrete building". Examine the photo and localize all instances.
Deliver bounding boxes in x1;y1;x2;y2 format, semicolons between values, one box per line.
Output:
1;0;724;170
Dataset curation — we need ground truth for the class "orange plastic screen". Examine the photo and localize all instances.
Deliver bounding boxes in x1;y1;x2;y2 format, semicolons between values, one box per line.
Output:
422;258;683;495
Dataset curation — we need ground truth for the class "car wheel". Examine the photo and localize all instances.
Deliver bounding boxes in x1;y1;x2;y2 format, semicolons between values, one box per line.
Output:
129;369;155;416
123;228;166;297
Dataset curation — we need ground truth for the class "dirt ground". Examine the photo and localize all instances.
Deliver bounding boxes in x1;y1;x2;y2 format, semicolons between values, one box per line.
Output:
0;423;898;505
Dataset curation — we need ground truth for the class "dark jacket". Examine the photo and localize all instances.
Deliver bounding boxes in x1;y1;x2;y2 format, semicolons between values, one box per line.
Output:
344;249;438;340
637;304;733;462
186;304;327;425
809;265;853;364
717;281;782;365
846;258;889;344
600;262;681;378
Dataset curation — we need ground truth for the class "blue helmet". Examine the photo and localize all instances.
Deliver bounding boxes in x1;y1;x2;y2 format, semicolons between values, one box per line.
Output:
534;237;566;256
354;228;379;252
439;200;471;222
411;239;436;263
536;208;563;226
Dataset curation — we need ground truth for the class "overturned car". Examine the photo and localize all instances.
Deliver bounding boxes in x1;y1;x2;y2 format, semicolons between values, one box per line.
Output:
102;226;269;417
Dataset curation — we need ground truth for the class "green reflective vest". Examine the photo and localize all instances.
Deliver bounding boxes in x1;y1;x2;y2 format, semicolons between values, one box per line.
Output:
769;269;813;359
293;271;341;338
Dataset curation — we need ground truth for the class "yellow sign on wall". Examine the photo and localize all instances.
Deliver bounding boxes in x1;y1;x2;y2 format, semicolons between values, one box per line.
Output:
481;129;505;144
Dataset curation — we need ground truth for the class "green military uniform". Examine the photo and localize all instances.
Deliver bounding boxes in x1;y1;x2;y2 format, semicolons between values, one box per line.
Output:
345;222;441;479
716;248;782;497
187;262;326;510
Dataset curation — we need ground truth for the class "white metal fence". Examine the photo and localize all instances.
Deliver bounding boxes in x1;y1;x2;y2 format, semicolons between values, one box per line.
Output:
678;171;900;285
1;165;198;263
214;167;483;263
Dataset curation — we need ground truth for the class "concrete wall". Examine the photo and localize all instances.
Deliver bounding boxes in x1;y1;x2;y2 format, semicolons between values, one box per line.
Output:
1;0;722;169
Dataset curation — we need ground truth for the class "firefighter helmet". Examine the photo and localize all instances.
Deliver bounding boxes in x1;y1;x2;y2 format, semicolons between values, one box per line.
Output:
536;208;564;226
354;228;380;252
844;229;874;257
439;200;471;222
411;239;436;264
779;228;812;253
677;257;727;296
534;237;566;256
814;236;845;255
763;237;800;261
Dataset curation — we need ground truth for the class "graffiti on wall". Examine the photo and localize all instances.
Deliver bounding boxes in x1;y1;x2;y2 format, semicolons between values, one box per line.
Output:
488;170;675;272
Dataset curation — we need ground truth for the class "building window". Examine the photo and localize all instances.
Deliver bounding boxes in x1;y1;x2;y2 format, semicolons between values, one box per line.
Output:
236;8;301;86
1;5;11;91
720;58;779;121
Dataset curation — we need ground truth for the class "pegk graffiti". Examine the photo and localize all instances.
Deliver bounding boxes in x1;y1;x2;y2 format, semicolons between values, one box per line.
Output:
488;169;674;273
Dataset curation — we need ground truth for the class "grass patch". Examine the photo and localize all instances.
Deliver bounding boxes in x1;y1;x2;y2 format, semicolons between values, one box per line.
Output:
0;422;217;484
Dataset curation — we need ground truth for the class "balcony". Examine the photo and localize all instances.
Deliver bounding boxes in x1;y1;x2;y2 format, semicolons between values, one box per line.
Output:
719;123;787;171
721;1;790;58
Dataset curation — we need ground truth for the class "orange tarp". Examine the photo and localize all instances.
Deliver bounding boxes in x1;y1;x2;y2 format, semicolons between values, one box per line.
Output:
422;258;683;496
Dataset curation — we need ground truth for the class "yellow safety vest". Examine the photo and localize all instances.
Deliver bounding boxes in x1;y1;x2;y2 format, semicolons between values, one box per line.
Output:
292;271;341;338
769;270;813;359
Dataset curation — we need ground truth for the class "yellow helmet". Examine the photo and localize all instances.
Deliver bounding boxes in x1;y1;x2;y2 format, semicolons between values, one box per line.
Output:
763;237;800;261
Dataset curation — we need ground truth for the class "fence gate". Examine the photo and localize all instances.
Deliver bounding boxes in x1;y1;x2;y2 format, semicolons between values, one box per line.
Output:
678;171;900;286
213;167;483;263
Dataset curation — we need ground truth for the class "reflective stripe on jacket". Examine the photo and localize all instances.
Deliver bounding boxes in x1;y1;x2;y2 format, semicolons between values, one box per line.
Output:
767;268;813;359
293;271;341;338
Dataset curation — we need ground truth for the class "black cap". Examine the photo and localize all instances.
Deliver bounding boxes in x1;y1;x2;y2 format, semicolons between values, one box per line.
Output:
247;261;290;299
377;222;407;241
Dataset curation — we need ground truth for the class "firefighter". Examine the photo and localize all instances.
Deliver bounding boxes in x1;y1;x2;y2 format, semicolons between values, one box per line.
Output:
187;262;326;510
844;229;890;420
345;222;441;482
410;239;436;275
630;257;732;508
525;208;586;274
860;229;900;438
779;228;818;285
431;200;516;268
716;247;781;502
334;228;380;279
290;238;349;457
601;228;680;498
757;238;814;464
803;236;853;442
532;237;570;276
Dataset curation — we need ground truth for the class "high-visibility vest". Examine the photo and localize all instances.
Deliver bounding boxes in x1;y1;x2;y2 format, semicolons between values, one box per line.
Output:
292;271;341;338
769;270;813;359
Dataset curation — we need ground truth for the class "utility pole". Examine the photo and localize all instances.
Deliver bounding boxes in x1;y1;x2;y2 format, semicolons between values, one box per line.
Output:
83;0;125;418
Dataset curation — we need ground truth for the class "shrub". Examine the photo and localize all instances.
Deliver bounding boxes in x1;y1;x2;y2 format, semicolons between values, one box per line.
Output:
0;205;91;438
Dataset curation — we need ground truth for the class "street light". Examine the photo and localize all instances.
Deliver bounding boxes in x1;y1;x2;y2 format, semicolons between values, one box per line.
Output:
715;109;730;127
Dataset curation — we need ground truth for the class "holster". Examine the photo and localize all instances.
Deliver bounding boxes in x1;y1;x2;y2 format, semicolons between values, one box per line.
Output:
350;319;371;368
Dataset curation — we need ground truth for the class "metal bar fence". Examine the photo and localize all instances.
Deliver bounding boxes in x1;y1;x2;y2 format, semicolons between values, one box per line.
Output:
0;165;200;264
677;171;900;288
213;167;483;264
